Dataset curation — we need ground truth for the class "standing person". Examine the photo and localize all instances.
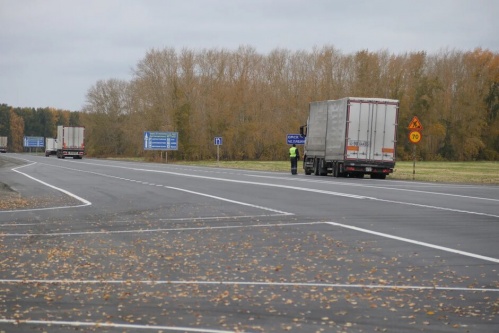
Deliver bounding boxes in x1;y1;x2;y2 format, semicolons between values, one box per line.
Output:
289;144;299;175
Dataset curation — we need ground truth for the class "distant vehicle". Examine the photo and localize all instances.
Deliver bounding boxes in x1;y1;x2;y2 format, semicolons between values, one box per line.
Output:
0;136;7;153
300;97;399;179
56;126;85;159
45;138;57;156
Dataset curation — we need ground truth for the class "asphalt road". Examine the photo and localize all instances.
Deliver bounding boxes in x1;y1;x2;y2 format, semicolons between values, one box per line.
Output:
0;154;498;333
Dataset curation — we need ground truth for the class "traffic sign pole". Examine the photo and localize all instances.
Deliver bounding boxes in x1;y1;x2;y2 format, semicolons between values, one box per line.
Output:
214;137;222;166
407;116;423;180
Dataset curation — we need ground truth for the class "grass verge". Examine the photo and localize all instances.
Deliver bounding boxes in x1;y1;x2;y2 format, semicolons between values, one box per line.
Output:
171;160;499;185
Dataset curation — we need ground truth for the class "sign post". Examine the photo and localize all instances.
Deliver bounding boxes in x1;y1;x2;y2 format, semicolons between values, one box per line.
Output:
144;131;178;163
407;116;423;180
214;137;222;166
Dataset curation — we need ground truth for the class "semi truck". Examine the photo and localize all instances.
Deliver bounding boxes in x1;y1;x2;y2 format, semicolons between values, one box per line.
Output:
300;97;399;179
56;125;85;159
45;138;57;156
0;136;7;153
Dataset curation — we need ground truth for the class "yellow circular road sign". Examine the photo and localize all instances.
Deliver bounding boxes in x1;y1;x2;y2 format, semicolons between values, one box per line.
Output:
409;130;422;144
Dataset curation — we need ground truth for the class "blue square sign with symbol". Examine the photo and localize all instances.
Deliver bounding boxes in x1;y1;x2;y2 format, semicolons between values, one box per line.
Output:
214;137;223;145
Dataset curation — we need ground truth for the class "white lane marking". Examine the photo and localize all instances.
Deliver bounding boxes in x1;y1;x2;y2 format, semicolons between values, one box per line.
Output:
159;214;285;221
3;159;290;217
0;162;91;213
11;157;498;218
0;223;37;226
248;174;499;202
46;160;369;199
371;197;499;218
0;278;497;292
56;160;499;217
325;221;499;264
26;162;293;215
165;185;292;215
2;221;316;237
0;319;236;333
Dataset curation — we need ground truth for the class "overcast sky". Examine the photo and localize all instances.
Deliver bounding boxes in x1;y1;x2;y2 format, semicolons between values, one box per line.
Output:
1;0;497;111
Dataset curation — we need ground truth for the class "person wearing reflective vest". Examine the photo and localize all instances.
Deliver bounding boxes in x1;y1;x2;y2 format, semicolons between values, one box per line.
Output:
289;144;300;175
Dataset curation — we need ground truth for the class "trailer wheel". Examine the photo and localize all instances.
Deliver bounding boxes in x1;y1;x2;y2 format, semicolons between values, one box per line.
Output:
314;158;328;176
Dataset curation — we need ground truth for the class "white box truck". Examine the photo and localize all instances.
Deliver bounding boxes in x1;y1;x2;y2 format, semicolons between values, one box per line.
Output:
45;138;57;156
300;97;399;179
56;125;85;159
0;136;7;153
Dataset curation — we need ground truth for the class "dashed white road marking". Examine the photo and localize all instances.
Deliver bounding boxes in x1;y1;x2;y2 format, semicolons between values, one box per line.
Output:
36;158;499;217
44;159;370;199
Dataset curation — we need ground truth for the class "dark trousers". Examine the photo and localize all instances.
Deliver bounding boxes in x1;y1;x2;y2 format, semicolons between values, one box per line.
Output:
290;157;298;174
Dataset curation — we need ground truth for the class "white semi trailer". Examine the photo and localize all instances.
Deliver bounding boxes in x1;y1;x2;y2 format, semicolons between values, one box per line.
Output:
56;125;85;159
45;138;57;156
300;97;399;179
0;136;7;153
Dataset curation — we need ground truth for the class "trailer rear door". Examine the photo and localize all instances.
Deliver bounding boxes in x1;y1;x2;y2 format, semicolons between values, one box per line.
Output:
346;99;398;162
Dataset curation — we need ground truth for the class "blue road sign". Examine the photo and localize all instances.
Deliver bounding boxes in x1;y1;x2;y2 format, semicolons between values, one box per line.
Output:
214;137;223;145
286;134;305;145
23;136;44;148
144;131;178;150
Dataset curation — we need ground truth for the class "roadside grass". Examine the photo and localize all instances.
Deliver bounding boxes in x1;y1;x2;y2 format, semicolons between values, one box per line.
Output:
171;160;498;185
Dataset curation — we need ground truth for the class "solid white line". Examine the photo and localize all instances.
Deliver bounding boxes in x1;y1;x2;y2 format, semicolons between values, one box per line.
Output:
47;162;293;215
50;160;369;199
3;159;291;217
2;221;319;237
40;159;499;218
159;214;285;221
0;278;497;292
165;185;292;215
325;221;499;263
0;162;91;213
248;174;499;202
0;319;237;333
0;223;37;226
370;197;499;218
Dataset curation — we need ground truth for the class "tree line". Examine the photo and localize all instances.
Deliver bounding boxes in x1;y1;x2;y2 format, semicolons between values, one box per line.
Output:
0;105;81;152
1;46;498;161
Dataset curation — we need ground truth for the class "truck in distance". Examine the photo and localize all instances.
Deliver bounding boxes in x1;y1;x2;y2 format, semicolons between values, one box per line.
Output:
300;97;399;179
45;138;57;156
56;125;85;159
0;136;7;153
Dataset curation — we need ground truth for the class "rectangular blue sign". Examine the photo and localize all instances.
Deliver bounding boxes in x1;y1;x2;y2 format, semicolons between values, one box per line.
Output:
214;137;223;145
144;131;178;150
23;136;44;148
286;134;305;145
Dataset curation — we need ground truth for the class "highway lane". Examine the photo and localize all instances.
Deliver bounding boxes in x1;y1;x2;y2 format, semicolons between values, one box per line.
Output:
0;154;498;332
